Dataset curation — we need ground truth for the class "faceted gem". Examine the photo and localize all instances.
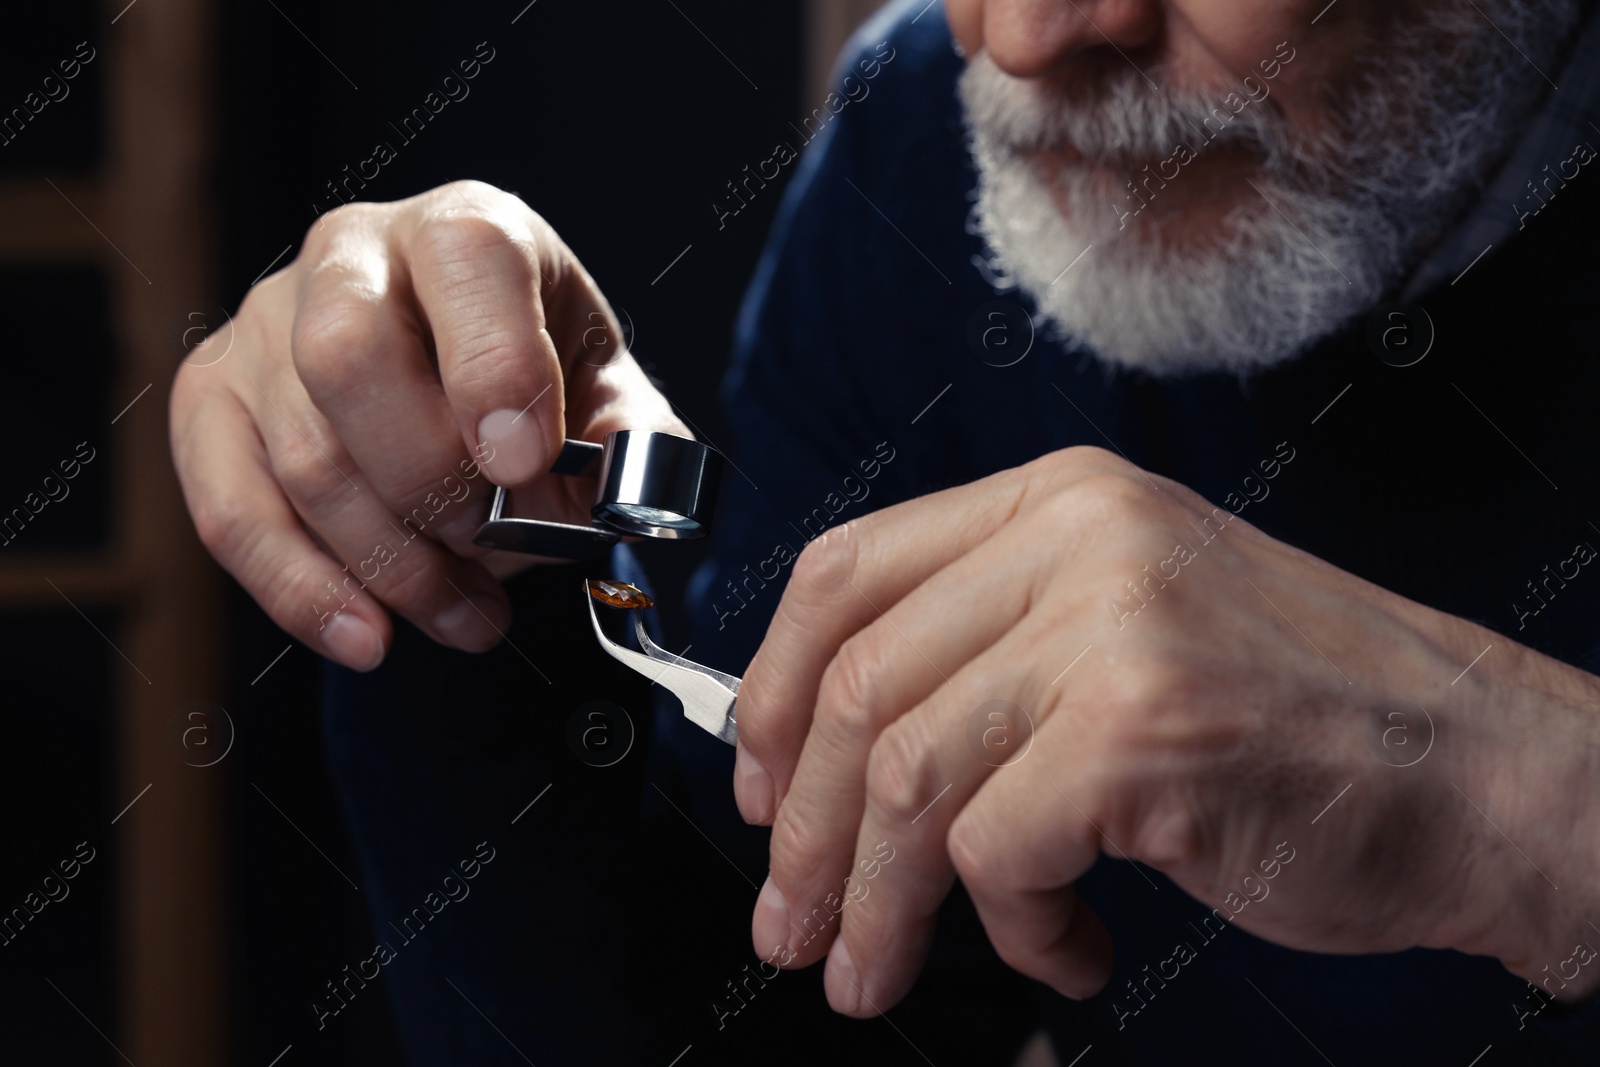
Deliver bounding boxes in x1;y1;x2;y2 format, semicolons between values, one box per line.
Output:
588;579;654;610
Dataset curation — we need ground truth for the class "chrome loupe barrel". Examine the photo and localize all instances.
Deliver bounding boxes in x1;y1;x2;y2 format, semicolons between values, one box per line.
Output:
592;430;722;539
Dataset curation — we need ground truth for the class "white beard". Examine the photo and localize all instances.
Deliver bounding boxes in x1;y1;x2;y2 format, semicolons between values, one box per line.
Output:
958;2;1579;376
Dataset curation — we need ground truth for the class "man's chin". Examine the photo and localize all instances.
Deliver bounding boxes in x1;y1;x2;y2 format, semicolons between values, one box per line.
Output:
1030;147;1268;249
977;172;1377;376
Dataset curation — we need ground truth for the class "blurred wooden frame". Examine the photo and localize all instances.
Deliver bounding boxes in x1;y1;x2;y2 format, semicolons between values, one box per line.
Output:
103;0;227;1060
0;0;226;1063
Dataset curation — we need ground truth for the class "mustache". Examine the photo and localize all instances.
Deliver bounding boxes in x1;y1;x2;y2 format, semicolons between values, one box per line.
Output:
958;54;1282;165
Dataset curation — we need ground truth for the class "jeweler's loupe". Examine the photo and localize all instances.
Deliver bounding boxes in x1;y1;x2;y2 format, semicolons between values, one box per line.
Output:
473;430;724;559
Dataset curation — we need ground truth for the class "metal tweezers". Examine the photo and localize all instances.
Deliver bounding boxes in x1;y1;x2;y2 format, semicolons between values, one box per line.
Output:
584;579;739;745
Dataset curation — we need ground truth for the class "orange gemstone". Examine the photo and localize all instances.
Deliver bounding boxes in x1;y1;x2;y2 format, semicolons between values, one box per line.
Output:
588;579;654;610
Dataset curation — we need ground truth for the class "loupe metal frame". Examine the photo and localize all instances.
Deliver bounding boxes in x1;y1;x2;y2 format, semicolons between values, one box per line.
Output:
473;430;723;559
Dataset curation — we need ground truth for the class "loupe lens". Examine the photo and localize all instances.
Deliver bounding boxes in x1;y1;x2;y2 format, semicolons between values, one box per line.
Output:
601;503;699;531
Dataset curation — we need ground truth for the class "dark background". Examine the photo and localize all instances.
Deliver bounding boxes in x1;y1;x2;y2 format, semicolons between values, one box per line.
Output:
0;1;804;1061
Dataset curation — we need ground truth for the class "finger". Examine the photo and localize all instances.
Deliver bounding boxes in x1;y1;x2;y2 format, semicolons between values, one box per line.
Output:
959;877;1114;1001
948;711;1116;1000
476;343;693;554
173;383;392;671
406;204;566;488
289;249;499;557
826;618;1104;1017
563;338;688;447
755;511;1050;970
821;633;1030;1016
244;371;512;654
528;308;693;522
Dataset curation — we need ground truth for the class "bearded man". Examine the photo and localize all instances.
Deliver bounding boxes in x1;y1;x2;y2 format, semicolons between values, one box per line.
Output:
171;0;1600;1062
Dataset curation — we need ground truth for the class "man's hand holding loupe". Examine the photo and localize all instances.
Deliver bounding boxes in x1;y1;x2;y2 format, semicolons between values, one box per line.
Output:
733;446;1600;1017
170;181;686;672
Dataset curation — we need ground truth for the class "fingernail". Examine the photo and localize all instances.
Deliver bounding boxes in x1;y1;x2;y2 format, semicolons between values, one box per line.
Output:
734;744;775;824
826;937;862;1014
477;407;547;485
752;876;791;960
433;590;509;652
321;612;385;671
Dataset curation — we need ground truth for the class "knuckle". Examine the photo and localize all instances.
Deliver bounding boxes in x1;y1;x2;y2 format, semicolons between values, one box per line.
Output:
728;673;780;753
1108;646;1186;712
258;558;325;635
728;683;801;770
435;180;546;231
767;806;825;887
413;212;523;272
1024;446;1159;512
241;264;292;315
190;494;253;561
290;295;383;400
191;503;311;634
815;637;885;744
315;200;368;229
1027;471;1165;545
444;326;534;387
394;478;476;533
272;436;355;514
301;201;377;255
436;178;507;206
788;524;860;607
356;545;438;610
1029;488;1086;534
864;719;939;826
1059;443;1120;469
1033;444;1123;479
1072;471;1156;521
439;178;502;200
1133;802;1207;870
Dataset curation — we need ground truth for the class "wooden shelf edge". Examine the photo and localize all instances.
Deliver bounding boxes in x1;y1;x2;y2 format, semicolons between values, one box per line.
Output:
0;174;106;261
0;554;140;608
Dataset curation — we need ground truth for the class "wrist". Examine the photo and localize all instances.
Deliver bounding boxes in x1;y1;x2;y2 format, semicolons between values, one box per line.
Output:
1455;636;1600;1002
